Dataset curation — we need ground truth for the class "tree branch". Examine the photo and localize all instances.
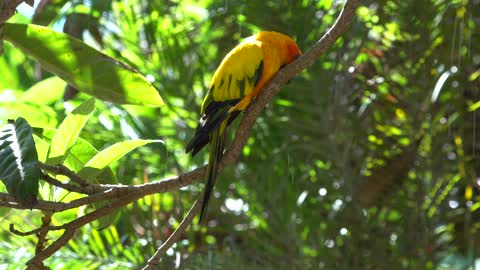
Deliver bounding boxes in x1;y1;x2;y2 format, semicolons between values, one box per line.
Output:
37;163;93;187
1;163;205;212
38;163;103;194
39;173;92;194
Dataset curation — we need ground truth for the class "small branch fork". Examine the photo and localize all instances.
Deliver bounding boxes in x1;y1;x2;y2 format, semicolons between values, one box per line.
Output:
0;0;359;268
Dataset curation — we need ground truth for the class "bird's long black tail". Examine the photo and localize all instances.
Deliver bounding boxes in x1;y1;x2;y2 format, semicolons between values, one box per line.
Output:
198;120;227;223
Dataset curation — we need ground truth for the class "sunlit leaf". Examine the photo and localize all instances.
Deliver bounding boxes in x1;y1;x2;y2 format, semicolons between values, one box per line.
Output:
3;23;163;107
469;69;480;81
468;100;480;112
68;138;117;184
0;101;58;128
0;44;27;90
78;139;163;179
22;76;66;105
47;98;95;165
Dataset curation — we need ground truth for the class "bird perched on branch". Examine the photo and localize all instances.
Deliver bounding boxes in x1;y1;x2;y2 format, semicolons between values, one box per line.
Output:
186;31;301;222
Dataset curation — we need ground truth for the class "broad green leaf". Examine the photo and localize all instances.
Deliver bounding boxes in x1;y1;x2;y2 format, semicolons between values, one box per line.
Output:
0;118;39;207
33;127;116;184
3;23;163;107
22;76;66;105
77;139;162;230
67;138;117;184
78;139;163;179
0;44;25;90
0;102;58;128
34;134;51;163
0;89;58;128
47;98;95;165
66;138;103;172
0;89;22;103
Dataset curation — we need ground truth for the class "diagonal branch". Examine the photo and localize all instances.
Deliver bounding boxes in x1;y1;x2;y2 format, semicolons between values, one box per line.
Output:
141;199;201;270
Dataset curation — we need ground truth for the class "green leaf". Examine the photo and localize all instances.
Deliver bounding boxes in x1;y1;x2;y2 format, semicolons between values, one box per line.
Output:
47;98;95;165
65;138;103;172
80;139;161;230
22;76;66;105
3;23;163;107
78;139;163;179
67;138;117;184
0;44;24;90
33;127;117;184
0;101;58;128
0;118;39;207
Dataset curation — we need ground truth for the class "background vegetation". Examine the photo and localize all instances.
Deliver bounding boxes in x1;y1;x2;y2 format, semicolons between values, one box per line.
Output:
0;0;479;269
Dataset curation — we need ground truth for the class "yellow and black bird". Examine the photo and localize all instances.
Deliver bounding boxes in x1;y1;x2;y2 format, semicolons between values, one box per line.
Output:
186;31;301;222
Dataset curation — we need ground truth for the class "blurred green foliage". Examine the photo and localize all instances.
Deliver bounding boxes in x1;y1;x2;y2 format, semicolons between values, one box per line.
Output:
0;0;479;269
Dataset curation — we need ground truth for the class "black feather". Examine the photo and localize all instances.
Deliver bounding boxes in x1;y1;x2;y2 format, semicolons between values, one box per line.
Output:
186;99;240;156
198;124;227;223
253;60;263;86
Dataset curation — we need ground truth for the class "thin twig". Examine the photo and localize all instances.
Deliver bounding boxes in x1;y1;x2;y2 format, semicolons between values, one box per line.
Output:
10;224;47;236
38;163;103;194
37;163;91;187
141;199;201;270
39;173;92;194
35;211;53;254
